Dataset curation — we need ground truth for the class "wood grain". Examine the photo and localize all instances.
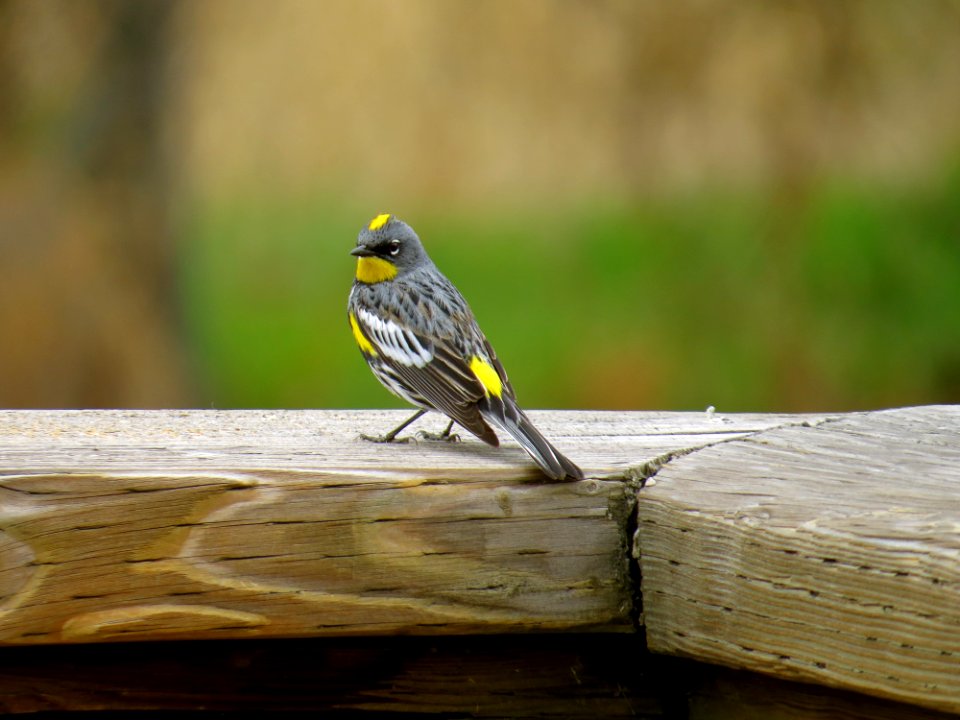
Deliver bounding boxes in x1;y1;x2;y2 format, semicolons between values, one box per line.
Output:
0;635;668;716
5;407;956;713
0;409;801;645
638;405;960;714
3;635;953;718
688;667;959;720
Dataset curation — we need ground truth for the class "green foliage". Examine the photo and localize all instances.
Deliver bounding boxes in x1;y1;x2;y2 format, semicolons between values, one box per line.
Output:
179;168;960;412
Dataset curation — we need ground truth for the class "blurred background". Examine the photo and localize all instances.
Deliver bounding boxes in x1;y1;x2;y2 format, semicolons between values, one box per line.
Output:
1;0;959;412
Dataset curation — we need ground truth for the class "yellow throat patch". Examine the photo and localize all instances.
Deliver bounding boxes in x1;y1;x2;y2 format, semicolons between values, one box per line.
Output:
368;213;391;231
355;256;398;284
349;312;377;356
470;356;503;398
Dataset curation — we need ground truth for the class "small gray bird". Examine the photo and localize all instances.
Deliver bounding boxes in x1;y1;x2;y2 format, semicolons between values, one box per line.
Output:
347;213;583;482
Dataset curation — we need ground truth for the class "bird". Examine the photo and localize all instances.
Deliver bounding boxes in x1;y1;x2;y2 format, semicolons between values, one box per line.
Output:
347;213;583;482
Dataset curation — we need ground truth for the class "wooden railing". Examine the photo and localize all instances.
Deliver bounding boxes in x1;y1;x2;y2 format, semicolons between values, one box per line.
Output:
0;407;956;715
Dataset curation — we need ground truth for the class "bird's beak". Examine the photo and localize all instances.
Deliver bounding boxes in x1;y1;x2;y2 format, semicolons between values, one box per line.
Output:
350;245;375;257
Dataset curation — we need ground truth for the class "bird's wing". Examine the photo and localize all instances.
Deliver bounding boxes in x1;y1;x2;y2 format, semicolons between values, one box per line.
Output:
352;306;500;446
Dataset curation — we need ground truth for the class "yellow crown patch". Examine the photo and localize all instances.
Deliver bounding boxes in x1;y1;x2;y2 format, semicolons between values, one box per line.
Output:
368;213;391;231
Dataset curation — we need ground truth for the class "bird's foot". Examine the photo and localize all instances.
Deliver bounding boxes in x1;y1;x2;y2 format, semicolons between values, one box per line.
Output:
359;409;427;444
360;432;412;444
416;429;461;443
416;420;460;443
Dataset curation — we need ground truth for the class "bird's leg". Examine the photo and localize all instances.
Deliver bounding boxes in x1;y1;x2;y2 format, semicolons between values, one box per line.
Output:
361;409;427;443
417;419;460;443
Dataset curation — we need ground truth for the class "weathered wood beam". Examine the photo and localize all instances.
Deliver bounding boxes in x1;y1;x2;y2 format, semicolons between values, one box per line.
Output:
2;636;953;718
0;409;795;644
690;666;958;720
638;405;960;714
1;407;957;713
0;635;668;716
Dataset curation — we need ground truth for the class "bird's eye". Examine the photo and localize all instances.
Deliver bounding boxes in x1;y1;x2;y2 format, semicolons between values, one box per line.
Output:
388;241;401;256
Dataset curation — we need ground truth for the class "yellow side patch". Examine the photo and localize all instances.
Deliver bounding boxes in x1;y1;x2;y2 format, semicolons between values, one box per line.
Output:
349;312;377;356
355;256;398;284
470;356;503;398
368;213;391;231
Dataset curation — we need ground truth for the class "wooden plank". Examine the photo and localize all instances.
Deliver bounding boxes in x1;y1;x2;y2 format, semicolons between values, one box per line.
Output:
638;405;960;714
0;635;669;716
1;635;953;718
0;409;805;645
688;667;959;720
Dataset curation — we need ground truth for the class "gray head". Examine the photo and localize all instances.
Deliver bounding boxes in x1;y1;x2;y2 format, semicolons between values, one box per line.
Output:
351;214;432;279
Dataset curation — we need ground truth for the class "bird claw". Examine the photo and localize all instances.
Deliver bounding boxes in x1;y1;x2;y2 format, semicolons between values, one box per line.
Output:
360;432;411;444
416;430;461;443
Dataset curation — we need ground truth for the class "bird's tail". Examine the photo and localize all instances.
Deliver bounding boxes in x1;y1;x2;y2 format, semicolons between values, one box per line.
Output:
483;403;583;482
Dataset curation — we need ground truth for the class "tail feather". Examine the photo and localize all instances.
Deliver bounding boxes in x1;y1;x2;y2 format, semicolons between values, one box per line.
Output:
483;405;583;481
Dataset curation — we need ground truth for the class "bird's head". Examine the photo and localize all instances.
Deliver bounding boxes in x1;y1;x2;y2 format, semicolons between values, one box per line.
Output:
351;213;429;283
